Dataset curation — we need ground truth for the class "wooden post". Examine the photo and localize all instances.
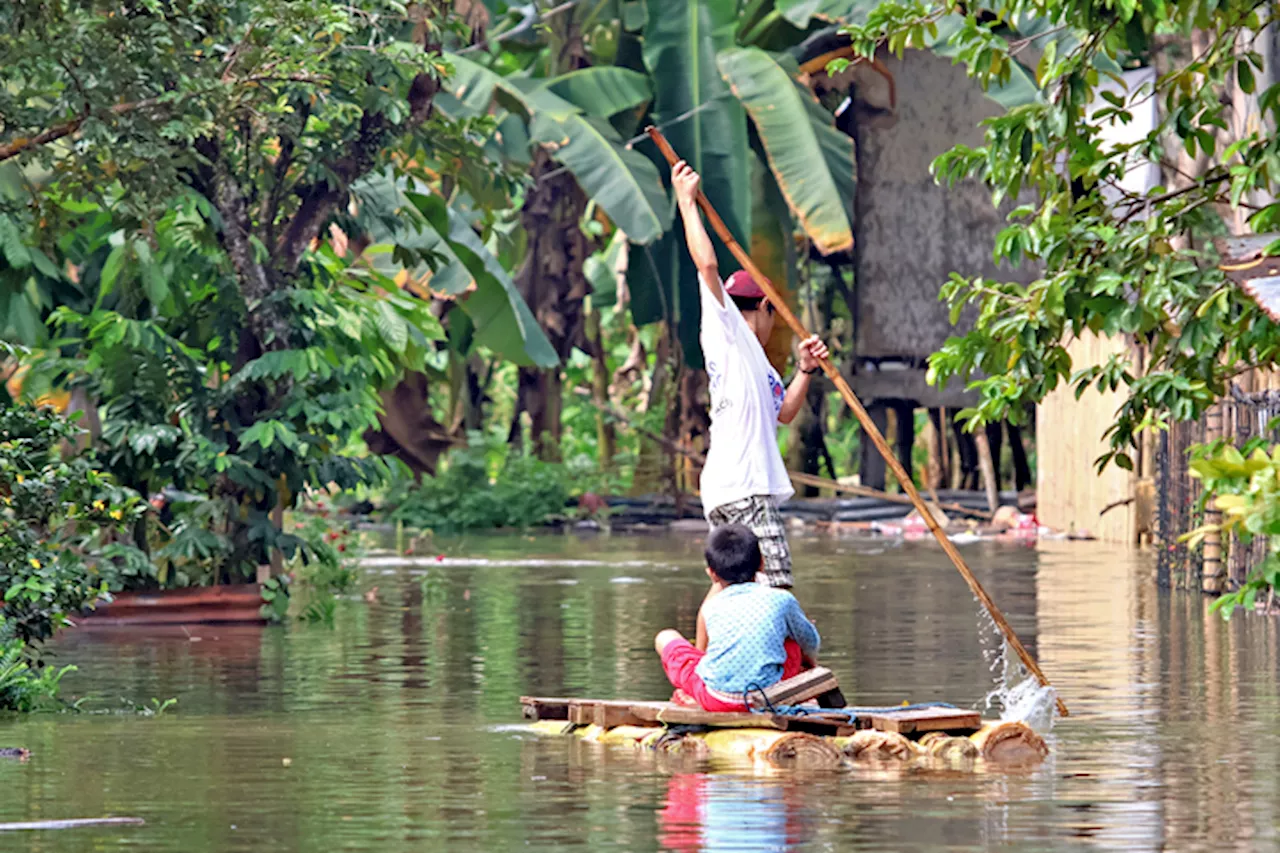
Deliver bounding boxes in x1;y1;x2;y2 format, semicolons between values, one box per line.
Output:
647;126;1068;717
974;428;999;513
925;409;944;492
268;474;287;581
1202;403;1225;594
938;407;952;489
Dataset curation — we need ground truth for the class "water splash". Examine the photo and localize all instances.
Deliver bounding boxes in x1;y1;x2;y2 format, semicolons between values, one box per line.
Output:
976;598;1059;734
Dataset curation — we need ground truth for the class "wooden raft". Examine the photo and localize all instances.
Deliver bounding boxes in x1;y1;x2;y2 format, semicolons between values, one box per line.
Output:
520;697;1049;770
520;696;982;738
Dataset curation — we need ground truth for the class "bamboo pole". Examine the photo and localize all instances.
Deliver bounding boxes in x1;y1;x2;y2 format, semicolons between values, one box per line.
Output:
646;126;1067;717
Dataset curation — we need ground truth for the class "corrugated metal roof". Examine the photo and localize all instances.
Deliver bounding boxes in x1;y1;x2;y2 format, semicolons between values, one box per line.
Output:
1216;235;1280;323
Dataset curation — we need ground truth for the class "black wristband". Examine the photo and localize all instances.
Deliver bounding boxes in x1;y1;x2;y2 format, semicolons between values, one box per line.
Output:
802;366;822;375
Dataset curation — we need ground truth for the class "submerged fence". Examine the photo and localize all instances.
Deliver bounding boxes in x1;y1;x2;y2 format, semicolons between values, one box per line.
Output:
1155;386;1280;589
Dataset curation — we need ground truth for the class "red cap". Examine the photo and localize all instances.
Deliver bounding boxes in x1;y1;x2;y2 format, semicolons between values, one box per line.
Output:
725;270;764;299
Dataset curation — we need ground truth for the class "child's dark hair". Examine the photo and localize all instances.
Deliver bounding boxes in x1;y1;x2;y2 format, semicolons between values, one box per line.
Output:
730;295;775;315
705;524;762;584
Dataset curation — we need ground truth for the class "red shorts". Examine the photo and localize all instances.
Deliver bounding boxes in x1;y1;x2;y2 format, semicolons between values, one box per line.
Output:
660;637;805;712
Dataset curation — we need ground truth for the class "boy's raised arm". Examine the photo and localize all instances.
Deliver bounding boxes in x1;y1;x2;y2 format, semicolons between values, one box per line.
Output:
672;161;723;306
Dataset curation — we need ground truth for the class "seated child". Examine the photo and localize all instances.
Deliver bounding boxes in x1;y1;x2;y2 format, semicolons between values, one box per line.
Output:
655;524;820;712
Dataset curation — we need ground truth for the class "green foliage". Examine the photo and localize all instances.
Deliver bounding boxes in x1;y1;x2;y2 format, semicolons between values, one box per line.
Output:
0;640;75;713
0;401;143;710
14;192;436;583
280;506;363;624
843;0;1280;471
0;403;144;652
0;0;562;584
389;431;594;533
1184;439;1280;618
437;52;670;245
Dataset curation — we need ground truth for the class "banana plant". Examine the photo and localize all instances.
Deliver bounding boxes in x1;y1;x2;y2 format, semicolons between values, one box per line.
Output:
436;56;672;245
620;0;858;365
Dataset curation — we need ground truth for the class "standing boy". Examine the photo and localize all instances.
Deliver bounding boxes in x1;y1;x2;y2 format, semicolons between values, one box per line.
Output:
671;160;829;589
656;524;821;712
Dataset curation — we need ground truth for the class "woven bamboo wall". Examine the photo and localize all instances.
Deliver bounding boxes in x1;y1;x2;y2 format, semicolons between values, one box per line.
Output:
1036;333;1140;543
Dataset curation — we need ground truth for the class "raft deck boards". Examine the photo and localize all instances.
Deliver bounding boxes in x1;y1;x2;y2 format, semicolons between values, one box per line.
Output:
520;696;980;737
866;706;982;734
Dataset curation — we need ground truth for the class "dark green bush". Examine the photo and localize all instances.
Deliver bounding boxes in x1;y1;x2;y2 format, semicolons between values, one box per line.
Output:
388;434;582;533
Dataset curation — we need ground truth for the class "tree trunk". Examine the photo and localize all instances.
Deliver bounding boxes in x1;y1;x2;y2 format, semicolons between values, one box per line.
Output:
786;385;828;496
585;305;617;471
513;148;592;460
676;366;709;495
631;324;677;496
362;372;454;478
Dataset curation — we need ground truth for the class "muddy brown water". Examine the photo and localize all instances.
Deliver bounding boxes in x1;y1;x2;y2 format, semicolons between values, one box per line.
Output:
3;534;1278;851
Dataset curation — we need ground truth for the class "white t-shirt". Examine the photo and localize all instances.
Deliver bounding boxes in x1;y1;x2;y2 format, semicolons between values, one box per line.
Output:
698;274;794;515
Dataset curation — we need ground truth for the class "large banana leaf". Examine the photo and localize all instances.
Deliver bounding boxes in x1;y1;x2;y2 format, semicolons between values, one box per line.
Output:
749;155;800;373
633;0;750;366
529;112;669;244
353;173;557;368
776;0;878;28
433;204;558;368
544;67;652;118
439;53;669;245
717;47;853;255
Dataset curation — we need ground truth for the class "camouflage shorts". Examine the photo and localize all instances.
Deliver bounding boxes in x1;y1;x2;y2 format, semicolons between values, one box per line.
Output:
706;495;793;588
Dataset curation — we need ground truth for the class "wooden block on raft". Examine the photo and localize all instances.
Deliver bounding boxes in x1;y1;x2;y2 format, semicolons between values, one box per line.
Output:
750;667;841;709
866;706;982;735
520;697;573;721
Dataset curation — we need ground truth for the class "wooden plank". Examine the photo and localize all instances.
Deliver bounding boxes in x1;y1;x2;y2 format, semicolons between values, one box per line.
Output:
754;667;840;708
628;702;787;730
867;707;981;734
789;720;858;737
566;700;648;728
1036;332;1140;544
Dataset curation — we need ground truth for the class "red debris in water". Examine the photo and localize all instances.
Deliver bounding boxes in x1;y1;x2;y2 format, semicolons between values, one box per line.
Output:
578;492;608;514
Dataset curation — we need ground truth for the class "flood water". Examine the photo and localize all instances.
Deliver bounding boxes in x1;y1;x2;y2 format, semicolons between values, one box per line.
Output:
3;532;1279;851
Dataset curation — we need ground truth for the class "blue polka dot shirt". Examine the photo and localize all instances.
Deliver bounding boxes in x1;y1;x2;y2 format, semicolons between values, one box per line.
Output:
695;583;821;696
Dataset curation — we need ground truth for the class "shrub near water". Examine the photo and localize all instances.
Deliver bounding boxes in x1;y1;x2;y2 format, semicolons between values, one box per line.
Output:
389;437;579;534
0;405;145;709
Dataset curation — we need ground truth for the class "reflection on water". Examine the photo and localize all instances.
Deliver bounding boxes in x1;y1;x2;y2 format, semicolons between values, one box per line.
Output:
1;534;1278;851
